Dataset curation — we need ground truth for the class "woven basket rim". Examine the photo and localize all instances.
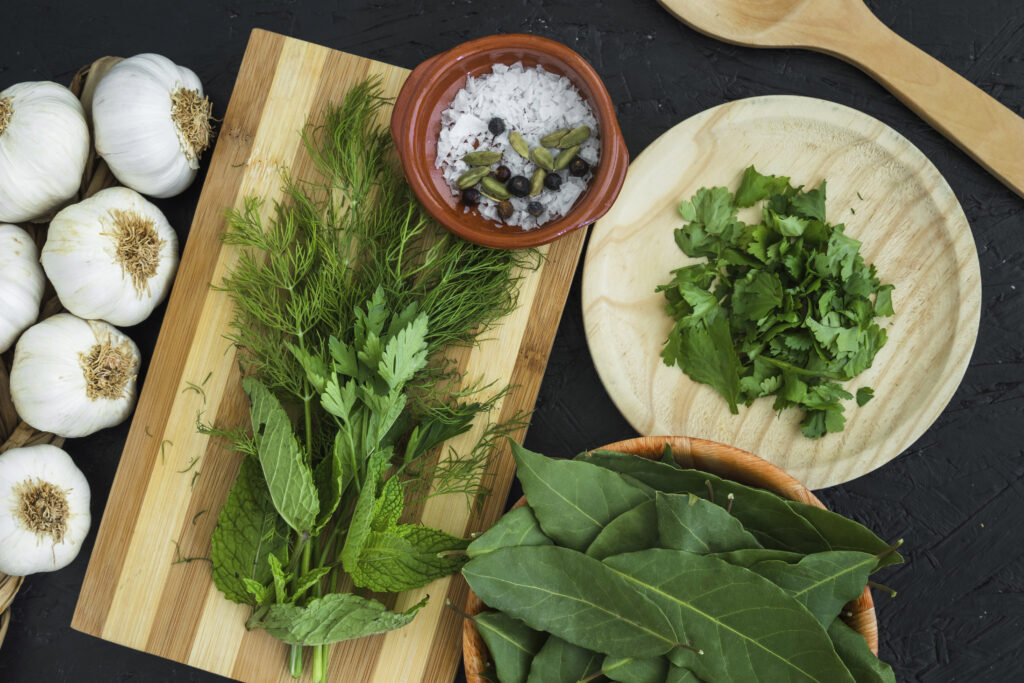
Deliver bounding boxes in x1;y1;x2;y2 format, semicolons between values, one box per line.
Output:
462;435;880;683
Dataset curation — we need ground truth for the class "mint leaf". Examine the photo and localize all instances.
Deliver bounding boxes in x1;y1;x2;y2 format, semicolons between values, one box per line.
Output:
211;456;289;605
250;592;427;646
243;377;319;532
350;524;470;592
340;447;392;575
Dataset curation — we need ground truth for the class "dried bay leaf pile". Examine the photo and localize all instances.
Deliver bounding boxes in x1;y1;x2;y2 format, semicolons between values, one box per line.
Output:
462;444;902;683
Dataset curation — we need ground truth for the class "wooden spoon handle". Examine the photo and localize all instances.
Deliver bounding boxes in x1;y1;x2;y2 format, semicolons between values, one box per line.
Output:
829;8;1024;197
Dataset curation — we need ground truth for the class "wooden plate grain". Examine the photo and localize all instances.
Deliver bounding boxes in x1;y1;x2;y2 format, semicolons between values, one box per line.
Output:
72;30;586;683
582;96;980;489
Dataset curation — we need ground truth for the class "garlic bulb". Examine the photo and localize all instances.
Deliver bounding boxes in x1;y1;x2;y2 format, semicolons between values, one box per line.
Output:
42;187;179;327
92;53;213;198
0;444;91;576
10;314;140;438
0;81;90;222
0;225;45;352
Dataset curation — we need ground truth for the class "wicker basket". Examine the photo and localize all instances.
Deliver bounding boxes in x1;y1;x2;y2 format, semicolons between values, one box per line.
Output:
462;435;880;683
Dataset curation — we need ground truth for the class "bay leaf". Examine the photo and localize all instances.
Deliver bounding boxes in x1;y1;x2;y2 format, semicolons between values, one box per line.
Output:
785;502;903;569
462;546;679;658
526;635;603;683
656;491;761;554
745;551;876;626
828;619;896;683
583;450;828;553
666;665;705;682
602;654;669;683
475;611;547;683
513;443;651;552
603;549;855;682
709;549;804;567
469;505;553;559
586;499;658;561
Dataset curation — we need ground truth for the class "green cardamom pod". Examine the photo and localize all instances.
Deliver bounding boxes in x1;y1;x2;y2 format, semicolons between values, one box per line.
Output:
530;168;546;197
553;145;580;170
462;150;502;166
532;147;555;172
509;132;530;159
456;166;490;189
480;176;511;200
558;125;591;149
540;128;570;147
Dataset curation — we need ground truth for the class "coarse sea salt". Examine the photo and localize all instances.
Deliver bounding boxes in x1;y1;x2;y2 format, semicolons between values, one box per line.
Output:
435;62;600;231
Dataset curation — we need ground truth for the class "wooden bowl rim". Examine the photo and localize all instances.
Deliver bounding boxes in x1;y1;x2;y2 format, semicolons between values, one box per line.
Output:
390;33;629;249
462;436;879;683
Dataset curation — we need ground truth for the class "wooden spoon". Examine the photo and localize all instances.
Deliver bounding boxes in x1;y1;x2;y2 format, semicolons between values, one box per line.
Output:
659;0;1024;198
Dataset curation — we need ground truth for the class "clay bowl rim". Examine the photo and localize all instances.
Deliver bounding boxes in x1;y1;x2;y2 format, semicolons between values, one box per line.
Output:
390;33;629;250
462;435;880;683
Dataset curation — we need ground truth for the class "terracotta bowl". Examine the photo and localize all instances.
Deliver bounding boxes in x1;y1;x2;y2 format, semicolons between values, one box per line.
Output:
390;34;629;249
462;436;880;683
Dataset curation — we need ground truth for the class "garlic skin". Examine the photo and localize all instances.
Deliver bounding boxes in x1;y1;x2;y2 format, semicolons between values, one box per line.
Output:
0;224;45;352
92;54;213;198
0;444;91;576
0;81;90;222
42;187;179;327
10;314;140;438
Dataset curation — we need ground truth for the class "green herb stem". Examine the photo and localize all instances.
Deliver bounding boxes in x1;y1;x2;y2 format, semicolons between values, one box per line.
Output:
288;644;303;678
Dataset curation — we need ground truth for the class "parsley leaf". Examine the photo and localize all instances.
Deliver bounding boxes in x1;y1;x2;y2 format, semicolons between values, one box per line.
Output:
659;167;893;438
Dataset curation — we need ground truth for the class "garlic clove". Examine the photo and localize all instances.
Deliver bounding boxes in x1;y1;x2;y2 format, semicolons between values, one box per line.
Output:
42;186;179;327
0;444;91;576
0;224;45;353
92;53;213;198
0;82;91;223
10;314;140;439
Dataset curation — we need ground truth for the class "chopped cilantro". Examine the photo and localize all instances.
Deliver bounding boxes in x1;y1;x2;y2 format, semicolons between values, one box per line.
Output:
657;166;894;439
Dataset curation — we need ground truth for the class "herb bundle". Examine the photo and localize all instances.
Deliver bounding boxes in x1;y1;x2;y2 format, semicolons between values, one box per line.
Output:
658;167;894;438
205;78;536;682
462;443;902;683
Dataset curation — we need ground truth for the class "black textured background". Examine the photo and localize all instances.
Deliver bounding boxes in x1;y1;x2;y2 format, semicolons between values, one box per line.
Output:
1;0;1023;681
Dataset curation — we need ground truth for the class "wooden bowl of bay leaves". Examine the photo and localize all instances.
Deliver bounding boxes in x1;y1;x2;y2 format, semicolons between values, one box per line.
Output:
462;435;902;683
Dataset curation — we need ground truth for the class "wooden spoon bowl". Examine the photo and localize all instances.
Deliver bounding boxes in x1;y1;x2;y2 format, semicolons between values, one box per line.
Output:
658;0;1024;197
462;436;880;683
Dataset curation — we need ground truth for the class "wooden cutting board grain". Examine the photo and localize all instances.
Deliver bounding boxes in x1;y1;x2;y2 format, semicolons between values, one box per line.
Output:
72;29;586;682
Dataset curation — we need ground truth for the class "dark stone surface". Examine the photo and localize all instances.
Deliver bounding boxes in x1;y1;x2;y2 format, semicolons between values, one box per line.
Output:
1;0;1022;681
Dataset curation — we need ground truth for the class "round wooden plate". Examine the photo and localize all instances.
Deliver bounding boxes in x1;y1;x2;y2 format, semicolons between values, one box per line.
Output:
582;96;981;489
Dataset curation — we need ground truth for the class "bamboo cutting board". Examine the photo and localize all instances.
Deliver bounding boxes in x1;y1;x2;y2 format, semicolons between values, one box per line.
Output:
583;96;980;490
72;29;586;682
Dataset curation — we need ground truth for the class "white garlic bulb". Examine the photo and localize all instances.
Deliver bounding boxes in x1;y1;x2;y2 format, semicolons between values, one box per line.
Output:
10;314;140;438
0;444;91;576
0;224;45;352
42;187;179;327
0;81;90;222
92;54;213;198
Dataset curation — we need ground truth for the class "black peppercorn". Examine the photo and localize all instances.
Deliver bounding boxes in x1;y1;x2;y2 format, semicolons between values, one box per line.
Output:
507;175;530;197
492;165;511;182
568;157;590;177
543;172;563;191
527;201;544;217
496;200;514;220
488;117;506;135
461;187;481;206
